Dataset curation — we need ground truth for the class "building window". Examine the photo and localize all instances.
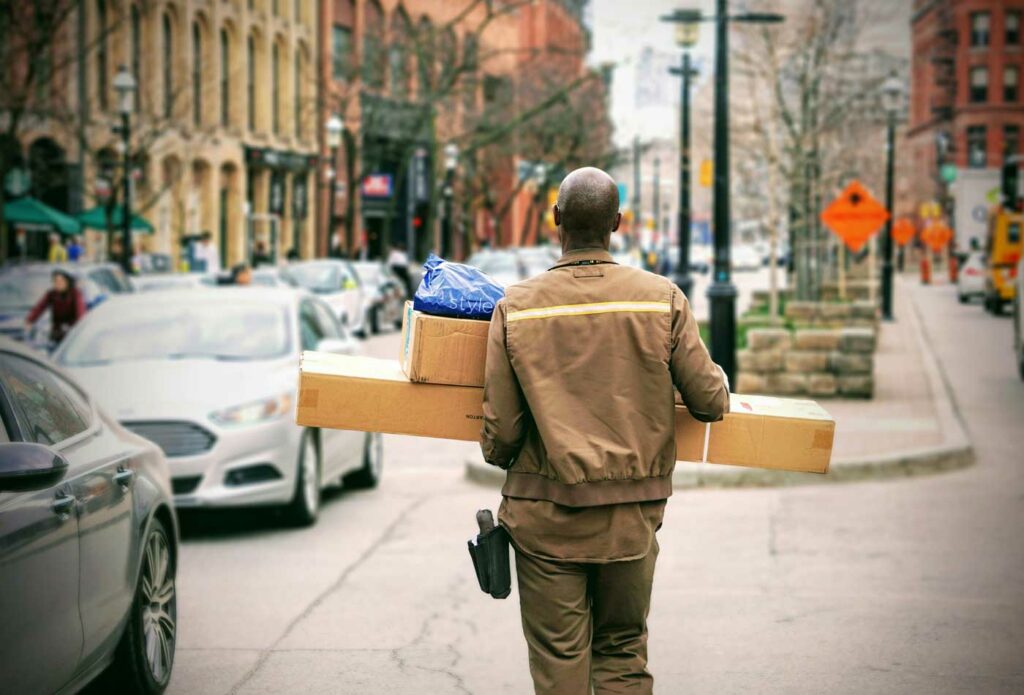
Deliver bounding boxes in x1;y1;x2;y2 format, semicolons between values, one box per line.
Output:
970;12;990;47
163;14;173;118
970;66;988;103
1008;11;1021;45
362;1;384;89
332;25;351;80
220;30;230;126
271;43;280;134
967;126;987;168
97;0;108;110
192;23;202;126
294;51;303;138
247;36;255;130
1006;125;1021;160
130;6;141;113
1005;66;1019;102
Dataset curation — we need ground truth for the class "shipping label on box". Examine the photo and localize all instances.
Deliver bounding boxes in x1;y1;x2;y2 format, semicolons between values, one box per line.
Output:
400;302;490;387
298;354;834;474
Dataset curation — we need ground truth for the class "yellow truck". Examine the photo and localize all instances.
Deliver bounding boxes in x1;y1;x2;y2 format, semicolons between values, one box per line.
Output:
984;207;1022;315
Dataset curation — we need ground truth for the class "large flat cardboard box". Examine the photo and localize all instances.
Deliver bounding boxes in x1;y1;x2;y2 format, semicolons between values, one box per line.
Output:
400;302;491;387
297;353;833;474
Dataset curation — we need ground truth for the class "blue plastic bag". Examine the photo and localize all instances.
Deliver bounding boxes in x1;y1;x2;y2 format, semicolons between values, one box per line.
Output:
413;254;505;320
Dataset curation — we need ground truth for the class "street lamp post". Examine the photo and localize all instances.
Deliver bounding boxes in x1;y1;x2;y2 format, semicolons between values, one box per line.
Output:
880;72;903;321
661;4;784;389
664;14;700;297
325;115;343;256
442;143;458;259
113;66;136;275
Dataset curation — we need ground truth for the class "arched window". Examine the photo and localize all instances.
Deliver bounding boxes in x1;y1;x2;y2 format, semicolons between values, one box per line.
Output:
220;30;230;127
389;10;410;98
271;42;280;134
162;14;174;118
130;5;141;112
362;1;384;88
294;49;303;139
192;22;203;126
247;35;256;130
97;0;108;110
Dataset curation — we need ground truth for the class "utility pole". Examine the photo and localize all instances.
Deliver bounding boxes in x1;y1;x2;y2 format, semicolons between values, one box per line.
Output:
667;42;697;298
880;72;904;321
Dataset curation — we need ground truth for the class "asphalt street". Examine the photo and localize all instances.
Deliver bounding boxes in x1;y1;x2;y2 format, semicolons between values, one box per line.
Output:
167;277;1023;694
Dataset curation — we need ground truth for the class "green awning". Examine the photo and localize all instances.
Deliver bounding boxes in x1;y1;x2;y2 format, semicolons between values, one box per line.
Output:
77;205;155;233
3;196;82;235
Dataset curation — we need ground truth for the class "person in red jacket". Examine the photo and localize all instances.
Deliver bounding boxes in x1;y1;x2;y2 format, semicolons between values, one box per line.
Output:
24;270;86;346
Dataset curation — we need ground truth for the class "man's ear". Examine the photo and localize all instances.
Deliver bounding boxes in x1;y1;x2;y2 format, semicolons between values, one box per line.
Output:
611;212;622;233
553;204;561;226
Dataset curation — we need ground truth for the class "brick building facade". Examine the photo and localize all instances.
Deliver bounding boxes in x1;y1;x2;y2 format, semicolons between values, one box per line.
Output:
909;0;1024;220
317;0;599;260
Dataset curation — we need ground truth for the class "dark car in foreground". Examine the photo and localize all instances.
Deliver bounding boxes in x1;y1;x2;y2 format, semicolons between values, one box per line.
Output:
0;339;178;693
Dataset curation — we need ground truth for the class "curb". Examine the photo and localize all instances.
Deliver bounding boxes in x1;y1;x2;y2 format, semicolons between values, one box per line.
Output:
465;277;974;490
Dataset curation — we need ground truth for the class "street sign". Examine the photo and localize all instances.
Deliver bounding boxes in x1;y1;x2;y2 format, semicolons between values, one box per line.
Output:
921;221;952;252
699;159;713;187
940;164;957;183
892;218;916;246
361;174;393;198
821;180;890;252
919;200;942;219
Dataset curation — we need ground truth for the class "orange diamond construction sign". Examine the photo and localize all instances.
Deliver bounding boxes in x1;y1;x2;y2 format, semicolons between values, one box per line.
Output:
821;180;890;253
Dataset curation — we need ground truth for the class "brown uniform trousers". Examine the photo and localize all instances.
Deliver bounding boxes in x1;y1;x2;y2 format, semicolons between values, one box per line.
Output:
514;541;659;695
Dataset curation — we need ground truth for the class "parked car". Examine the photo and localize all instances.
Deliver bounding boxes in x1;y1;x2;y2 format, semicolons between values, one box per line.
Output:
132;273;209;293
285;260;368;336
0;262;133;349
466;246;560;287
55;288;381;526
353;261;407;334
957;251;987;304
732;244;763;271
689;245;712;274
0;338;178;693
1015;256;1024;380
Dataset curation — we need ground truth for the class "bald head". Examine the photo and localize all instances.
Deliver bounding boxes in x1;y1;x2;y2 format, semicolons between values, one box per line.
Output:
555;167;620;247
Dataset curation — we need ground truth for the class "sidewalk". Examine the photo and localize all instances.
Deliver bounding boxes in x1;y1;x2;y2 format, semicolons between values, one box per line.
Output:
466;274;973;488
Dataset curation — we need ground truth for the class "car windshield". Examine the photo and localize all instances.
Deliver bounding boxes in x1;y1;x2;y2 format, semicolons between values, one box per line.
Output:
354;264;382;286
0;269;53;311
475;254;518;275
60;300;291;365
288;264;341;293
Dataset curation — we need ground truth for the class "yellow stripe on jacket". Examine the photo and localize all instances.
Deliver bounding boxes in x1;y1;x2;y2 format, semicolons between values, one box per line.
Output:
506;301;671;322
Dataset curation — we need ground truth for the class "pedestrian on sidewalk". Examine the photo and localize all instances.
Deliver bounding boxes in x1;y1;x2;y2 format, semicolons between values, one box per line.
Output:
47;233;68;263
481;167;729;694
24;270;86;348
387;243;412;297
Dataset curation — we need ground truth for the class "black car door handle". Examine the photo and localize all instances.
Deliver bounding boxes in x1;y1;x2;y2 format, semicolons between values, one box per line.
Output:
114;468;135;488
52;493;76;517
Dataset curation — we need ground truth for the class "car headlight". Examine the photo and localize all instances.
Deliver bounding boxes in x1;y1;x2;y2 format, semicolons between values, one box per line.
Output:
210;393;293;426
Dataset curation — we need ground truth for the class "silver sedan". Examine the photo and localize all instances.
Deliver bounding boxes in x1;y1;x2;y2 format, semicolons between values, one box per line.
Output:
54;287;382;526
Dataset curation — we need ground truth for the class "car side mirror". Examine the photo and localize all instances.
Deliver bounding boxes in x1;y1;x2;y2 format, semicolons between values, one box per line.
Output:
0;443;70;492
316;338;356;356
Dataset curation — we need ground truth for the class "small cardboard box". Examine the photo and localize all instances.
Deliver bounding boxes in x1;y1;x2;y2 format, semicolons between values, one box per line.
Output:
400;302;491;387
297;353;833;473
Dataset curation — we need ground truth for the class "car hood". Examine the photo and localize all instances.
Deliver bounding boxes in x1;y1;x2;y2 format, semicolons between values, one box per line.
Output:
66;357;297;422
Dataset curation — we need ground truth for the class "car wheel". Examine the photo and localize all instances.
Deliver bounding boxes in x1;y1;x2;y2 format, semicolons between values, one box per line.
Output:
106;516;176;694
958;293;968;304
369;306;380;335
284;431;320;527
344;432;383;490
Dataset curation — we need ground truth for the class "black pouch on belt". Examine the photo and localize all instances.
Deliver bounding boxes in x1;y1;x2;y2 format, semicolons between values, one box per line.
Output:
468;509;511;599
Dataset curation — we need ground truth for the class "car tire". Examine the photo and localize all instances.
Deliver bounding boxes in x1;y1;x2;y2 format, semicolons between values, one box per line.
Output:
344;432;383;490
958;293;969;304
105;516;176;694
284;431;320;527
369;306;380;335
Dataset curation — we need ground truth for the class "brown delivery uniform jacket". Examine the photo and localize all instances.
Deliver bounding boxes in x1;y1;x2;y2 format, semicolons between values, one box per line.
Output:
480;247;728;695
481;247;729;504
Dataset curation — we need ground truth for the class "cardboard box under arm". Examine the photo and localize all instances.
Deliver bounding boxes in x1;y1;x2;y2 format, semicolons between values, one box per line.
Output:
297;353;834;474
400;302;490;387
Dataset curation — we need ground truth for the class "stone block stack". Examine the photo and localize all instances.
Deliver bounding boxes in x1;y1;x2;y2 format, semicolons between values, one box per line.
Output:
736;325;877;399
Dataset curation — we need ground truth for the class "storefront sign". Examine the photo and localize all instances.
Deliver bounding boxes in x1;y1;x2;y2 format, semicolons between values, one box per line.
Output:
362;174;393;198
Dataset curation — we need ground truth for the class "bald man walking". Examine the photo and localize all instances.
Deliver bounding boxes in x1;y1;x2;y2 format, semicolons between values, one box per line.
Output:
480;167;729;694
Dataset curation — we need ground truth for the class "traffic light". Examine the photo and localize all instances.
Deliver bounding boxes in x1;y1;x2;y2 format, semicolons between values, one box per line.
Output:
1003;156;1022;209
